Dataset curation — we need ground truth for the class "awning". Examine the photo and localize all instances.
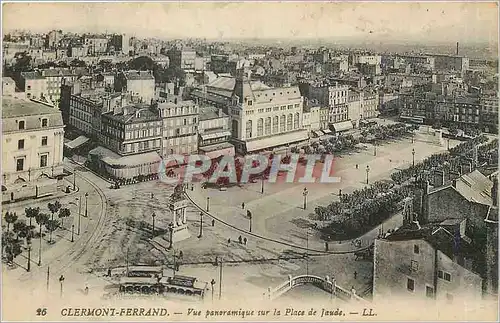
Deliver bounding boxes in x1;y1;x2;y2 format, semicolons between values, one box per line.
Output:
65;136;89;149
312;130;323;138
246;130;309;152
322;129;332;134
199;142;235;159
200;130;232;141
103;151;162;167
332;121;353;132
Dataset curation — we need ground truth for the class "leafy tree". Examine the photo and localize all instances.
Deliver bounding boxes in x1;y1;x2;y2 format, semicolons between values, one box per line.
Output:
58;208;71;227
35;213;50;244
4;235;22;264
25;207;40;229
13;220;28;240
45;220;60;243
4;212;18;233
48;201;62;223
128;56;155;71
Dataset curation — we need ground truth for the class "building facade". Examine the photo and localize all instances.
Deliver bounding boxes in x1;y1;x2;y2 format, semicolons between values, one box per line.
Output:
115;70;155;103
158;99;199;156
2;97;65;201
198;106;234;159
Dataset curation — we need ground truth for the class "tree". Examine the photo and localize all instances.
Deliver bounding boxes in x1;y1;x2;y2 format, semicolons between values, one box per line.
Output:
4;212;18;233
45;220;60;243
128;56;155;71
58;208;71;227
35;213;50;243
4;235;22;264
13;220;28;240
25;207;40;229
48;201;62;223
70;59;86;67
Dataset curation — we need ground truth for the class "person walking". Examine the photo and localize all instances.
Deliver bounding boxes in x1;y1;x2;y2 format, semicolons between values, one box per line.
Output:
354;271;358;280
211;219;215;226
243;237;247;245
238;236;242;244
241;202;245;209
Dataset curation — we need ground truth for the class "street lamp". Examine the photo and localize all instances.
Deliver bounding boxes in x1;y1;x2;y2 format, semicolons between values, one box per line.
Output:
26;239;32;272
71;224;74;242
168;223;174;249
77;197;81;235
366;165;370;185
198;212;203;238
305;227;309;276
151;212;156;236
59;274;65;298
303;188;309;210
247;210;252;232
210;279;216;302
206;197;210;212
412;148;415;167
447;138;450;150
374;145;377;156
261;176;264;194
73;170;76;191
84;193;89;217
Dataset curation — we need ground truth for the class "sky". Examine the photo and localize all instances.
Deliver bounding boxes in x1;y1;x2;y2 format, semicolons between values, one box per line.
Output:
2;2;499;45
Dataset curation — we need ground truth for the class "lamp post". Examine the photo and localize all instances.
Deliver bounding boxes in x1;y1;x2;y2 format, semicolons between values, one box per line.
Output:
247;210;252;232
303;188;309;210
412;148;415;167
73;170;76;191
71;224;74;242
306;227;309;276
198;212;203;238
412;132;414;144
168;223;174;249
447;138;450;150
206;197;210;212
26;239;32;272
261;176;264;194
84;193;89;217
210;279;216;302
77;197;81;235
218;260;223;300
366;165;370;185
59;274;65;298
374;145;377;156
151;212;156;236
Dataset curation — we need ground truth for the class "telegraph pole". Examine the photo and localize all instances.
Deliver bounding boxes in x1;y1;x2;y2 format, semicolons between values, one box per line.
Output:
218;260;223;300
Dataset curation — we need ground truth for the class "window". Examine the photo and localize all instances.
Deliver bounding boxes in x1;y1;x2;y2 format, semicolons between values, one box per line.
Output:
41;118;48;127
18;120;25;130
16;158;24;171
266;108;271;113
41;136;48;146
265;117;271;135
40;154;48;167
257;118;263;136
183;119;187;125
280;115;286;132
175;129;180;136
287;114;293;131
294;112;299;129
247;100;253;106
273;116;279;133
411;260;419;271
407;278;414;292
414;245;420;254
18;139;25;150
426;286;434;298
444;272;451;282
246;120;252;138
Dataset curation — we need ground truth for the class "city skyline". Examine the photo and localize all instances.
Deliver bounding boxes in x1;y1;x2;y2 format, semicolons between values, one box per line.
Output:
2;2;499;45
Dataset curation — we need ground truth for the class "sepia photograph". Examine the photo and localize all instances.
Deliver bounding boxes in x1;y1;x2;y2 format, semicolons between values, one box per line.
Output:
1;1;499;321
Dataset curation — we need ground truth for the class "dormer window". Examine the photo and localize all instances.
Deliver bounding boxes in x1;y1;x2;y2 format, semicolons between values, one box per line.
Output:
248;100;253;106
18;120;25;130
41;118;48;127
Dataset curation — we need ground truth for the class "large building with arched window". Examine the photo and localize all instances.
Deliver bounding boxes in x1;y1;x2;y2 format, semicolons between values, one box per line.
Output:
228;69;309;154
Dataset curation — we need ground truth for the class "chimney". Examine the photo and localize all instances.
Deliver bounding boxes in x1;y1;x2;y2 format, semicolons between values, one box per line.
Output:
456;42;459;56
492;177;498;207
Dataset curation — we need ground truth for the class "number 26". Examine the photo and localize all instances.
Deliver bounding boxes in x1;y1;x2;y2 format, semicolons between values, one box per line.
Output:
36;308;47;316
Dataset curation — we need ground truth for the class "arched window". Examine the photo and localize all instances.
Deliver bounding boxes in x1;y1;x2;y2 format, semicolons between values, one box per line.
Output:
257;118;263;136
294;112;300;129
245;120;252;138
280;115;286;132
287;114;293;131
273;116;279;133
265;117;271;135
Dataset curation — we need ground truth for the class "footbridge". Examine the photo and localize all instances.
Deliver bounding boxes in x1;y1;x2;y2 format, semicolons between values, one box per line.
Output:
266;275;370;303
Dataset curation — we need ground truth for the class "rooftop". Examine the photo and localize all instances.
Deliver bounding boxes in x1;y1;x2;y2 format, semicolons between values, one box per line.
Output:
103;104;160;124
199;106;227;120
123;70;155;81
20;71;44;80
2;97;60;118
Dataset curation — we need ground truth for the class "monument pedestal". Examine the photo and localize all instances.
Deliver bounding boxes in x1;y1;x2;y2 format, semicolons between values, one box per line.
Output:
170;223;191;243
168;198;191;243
